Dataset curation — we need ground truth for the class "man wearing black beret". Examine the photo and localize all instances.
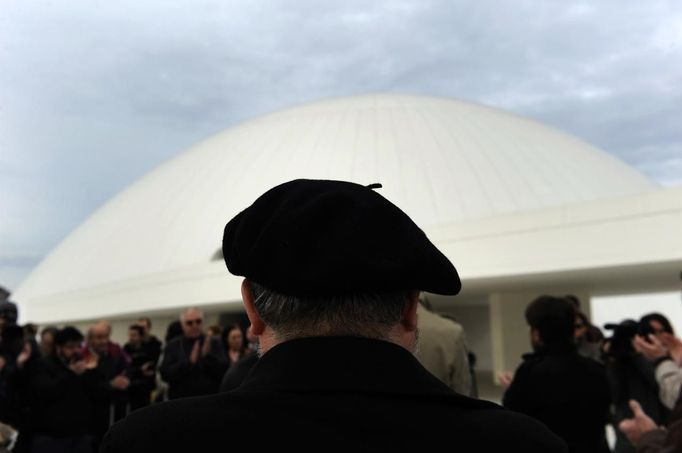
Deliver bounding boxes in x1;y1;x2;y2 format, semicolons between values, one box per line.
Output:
101;179;567;452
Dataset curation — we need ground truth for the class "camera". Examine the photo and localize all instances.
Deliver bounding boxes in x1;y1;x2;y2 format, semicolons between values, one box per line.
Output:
604;319;656;359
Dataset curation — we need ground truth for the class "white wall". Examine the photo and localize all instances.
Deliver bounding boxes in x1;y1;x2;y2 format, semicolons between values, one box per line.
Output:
592;291;682;334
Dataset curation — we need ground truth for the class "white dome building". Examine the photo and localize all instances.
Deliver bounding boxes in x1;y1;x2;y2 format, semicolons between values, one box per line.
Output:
14;94;682;384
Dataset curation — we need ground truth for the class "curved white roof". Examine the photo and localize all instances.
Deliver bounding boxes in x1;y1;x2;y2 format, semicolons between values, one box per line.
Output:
15;94;657;321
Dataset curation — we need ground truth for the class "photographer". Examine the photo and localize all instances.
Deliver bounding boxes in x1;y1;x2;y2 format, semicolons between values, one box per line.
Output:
632;328;682;409
604;318;670;453
617;322;682;452
633;315;682;410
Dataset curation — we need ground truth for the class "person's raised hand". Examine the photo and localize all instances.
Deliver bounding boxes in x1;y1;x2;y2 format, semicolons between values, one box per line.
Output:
84;352;99;369
110;374;130;390
659;333;682;365
201;336;211;357
16;342;32;369
619;400;660;446
190;339;200;364
633;334;667;361
69;360;88;375
141;361;155;376
497;371;514;389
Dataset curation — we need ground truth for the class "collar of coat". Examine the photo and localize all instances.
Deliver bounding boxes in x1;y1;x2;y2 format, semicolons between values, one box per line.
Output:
237;336;494;409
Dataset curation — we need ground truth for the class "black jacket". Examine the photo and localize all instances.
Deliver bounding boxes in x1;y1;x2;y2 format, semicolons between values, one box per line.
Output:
29;354;106;438
141;336;162;365
103;337;566;452
159;335;228;400
124;343;157;392
503;344;611;453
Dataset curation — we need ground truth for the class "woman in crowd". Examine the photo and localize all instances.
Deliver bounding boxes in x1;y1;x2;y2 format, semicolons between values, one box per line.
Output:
640;313;675;341
222;325;247;367
575;311;605;363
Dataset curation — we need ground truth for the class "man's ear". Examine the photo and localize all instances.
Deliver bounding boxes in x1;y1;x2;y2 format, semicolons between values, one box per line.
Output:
241;279;265;335
530;327;542;346
401;290;420;332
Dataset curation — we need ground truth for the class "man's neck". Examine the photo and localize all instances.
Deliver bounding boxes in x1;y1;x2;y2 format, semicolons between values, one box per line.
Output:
257;327;415;356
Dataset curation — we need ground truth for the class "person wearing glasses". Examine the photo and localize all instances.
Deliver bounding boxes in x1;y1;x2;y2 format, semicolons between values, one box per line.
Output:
159;308;228;400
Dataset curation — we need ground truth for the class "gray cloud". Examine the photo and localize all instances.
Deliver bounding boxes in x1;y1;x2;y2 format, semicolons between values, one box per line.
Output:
1;0;681;289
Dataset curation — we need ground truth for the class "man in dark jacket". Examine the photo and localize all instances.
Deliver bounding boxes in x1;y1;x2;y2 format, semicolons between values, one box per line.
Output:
159;308;228;399
124;325;158;410
84;322;130;448
503;295;611;453
29;326;105;453
136;318;162;366
102;179;567;452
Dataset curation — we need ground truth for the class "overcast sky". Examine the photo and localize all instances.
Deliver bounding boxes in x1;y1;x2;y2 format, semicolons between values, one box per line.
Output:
1;0;681;292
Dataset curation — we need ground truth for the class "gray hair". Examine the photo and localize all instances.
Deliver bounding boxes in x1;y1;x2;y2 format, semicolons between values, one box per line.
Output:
180;307;203;323
250;282;411;342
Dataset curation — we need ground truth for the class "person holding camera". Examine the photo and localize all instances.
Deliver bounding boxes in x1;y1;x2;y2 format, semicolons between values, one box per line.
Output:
633;315;682;409
617;317;682;452
604;316;673;453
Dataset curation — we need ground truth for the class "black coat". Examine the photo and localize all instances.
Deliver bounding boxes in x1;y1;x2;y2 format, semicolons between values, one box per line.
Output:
124;343;157;392
89;349;130;445
159;335;228;400
102;337;566;452
29;354;106;438
503;345;611;453
141;336;162;365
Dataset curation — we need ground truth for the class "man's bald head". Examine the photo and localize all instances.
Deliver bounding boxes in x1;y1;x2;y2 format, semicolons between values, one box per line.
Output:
94;321;111;334
89;321;111;354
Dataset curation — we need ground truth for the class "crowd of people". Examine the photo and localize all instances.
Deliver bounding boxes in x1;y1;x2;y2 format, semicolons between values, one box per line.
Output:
0;297;258;452
2;287;682;452
1;179;681;453
496;295;682;453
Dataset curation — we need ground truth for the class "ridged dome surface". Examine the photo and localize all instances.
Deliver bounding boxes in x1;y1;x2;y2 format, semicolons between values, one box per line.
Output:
15;94;655;304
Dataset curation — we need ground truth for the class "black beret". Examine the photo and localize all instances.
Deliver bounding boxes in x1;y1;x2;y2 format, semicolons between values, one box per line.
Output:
222;179;461;296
